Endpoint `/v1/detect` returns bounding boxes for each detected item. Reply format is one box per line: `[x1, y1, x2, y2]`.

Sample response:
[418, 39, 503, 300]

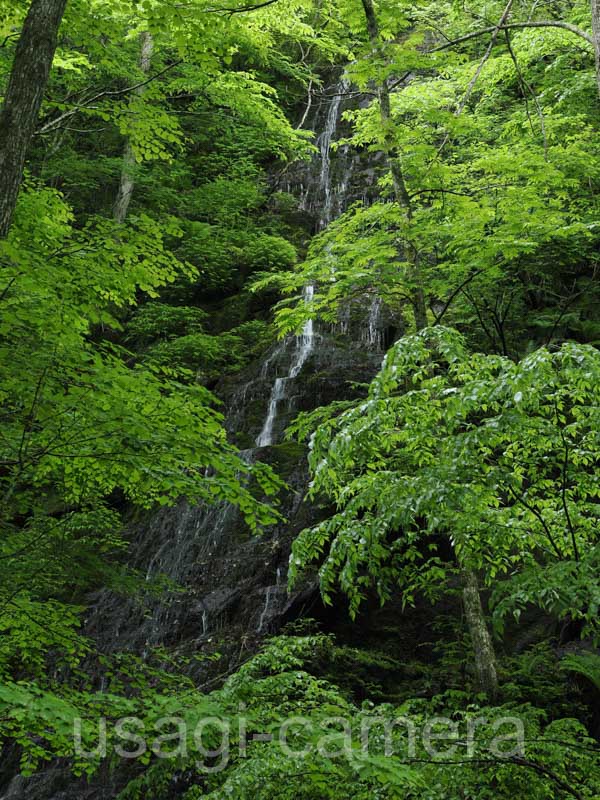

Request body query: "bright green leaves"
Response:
[115, 95, 184, 163]
[262, 0, 600, 349]
[0, 180, 282, 694]
[290, 327, 600, 636]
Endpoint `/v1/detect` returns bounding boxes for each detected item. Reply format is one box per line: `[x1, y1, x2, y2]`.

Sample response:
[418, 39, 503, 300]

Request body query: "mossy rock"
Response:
[265, 441, 307, 477]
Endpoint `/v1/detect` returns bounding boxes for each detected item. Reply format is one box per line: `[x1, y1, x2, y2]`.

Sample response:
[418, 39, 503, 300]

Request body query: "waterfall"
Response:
[366, 296, 383, 349]
[317, 78, 349, 228]
[289, 285, 315, 378]
[256, 78, 350, 448]
[257, 586, 273, 632]
[256, 564, 287, 633]
[81, 71, 384, 677]
[255, 377, 287, 447]
[255, 285, 316, 447]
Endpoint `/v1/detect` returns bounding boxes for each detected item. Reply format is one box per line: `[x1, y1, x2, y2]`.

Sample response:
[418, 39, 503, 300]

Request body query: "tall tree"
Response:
[290, 329, 503, 697]
[0, 0, 68, 238]
[359, 0, 427, 331]
[113, 30, 154, 223]
[592, 0, 600, 97]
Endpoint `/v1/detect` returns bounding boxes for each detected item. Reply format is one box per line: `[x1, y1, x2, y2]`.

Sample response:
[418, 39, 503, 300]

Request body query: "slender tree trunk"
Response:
[0, 0, 68, 238]
[461, 567, 498, 698]
[360, 0, 428, 331]
[591, 0, 600, 98]
[113, 31, 153, 223]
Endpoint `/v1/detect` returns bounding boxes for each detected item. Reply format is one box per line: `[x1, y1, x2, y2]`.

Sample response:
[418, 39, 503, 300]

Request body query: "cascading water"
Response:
[366, 296, 384, 349]
[84, 74, 386, 663]
[255, 285, 316, 447]
[0, 70, 398, 800]
[255, 79, 351, 448]
[316, 78, 349, 228]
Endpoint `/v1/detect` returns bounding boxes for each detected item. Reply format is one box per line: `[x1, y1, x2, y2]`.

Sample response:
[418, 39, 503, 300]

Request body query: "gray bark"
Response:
[0, 0, 68, 238]
[462, 568, 498, 698]
[591, 0, 600, 97]
[113, 31, 154, 223]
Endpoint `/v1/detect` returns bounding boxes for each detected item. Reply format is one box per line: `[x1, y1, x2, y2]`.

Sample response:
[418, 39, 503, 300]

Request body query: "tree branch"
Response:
[554, 400, 579, 561]
[432, 268, 486, 324]
[507, 484, 565, 560]
[431, 20, 594, 50]
[503, 29, 547, 158]
[206, 0, 280, 14]
[36, 59, 183, 135]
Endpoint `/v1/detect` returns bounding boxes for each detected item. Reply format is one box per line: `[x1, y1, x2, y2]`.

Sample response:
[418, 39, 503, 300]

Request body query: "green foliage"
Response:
[5, 632, 595, 800]
[265, 0, 600, 349]
[0, 183, 282, 707]
[2, 0, 600, 795]
[561, 652, 600, 693]
[290, 327, 600, 638]
[126, 303, 208, 346]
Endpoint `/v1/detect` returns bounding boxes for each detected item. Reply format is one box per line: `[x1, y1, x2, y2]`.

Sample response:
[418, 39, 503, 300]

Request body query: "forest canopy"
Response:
[0, 0, 600, 798]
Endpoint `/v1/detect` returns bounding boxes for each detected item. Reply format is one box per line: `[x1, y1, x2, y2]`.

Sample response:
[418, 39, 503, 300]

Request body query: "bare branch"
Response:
[457, 0, 515, 115]
[432, 268, 486, 324]
[431, 20, 594, 50]
[503, 29, 547, 158]
[296, 78, 313, 129]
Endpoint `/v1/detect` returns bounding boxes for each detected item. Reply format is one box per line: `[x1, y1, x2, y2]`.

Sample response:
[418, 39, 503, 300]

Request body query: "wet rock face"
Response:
[86, 323, 384, 670]
[1, 73, 396, 800]
[276, 77, 385, 231]
[81, 74, 395, 679]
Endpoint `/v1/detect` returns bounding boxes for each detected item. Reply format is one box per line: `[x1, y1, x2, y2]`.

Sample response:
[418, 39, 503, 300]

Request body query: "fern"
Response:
[560, 652, 600, 691]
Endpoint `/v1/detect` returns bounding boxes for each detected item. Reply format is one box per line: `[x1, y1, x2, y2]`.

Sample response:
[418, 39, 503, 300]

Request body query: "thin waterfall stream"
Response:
[255, 285, 315, 447]
[256, 78, 349, 448]
[79, 73, 386, 666]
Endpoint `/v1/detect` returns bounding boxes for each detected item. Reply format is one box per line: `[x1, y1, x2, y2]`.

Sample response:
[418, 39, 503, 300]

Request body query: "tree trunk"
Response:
[0, 0, 68, 238]
[113, 31, 154, 223]
[591, 0, 600, 98]
[461, 567, 498, 698]
[360, 0, 428, 331]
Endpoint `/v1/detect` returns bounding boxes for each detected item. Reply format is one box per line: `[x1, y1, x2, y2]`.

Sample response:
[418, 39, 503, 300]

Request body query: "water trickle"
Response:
[256, 78, 350, 447]
[317, 78, 349, 228]
[256, 377, 287, 447]
[256, 289, 316, 448]
[257, 586, 273, 632]
[289, 284, 315, 379]
[366, 296, 383, 349]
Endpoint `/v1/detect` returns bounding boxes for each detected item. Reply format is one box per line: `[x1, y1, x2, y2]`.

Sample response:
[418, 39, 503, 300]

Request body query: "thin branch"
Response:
[0, 274, 19, 302]
[511, 756, 584, 800]
[0, 32, 20, 47]
[503, 29, 547, 158]
[463, 288, 499, 351]
[457, 0, 515, 115]
[409, 187, 473, 199]
[206, 0, 280, 13]
[36, 59, 183, 135]
[296, 78, 313, 129]
[431, 20, 594, 50]
[554, 401, 579, 561]
[507, 484, 565, 560]
[561, 440, 579, 560]
[433, 0, 514, 160]
[284, 756, 585, 800]
[545, 289, 584, 345]
[433, 268, 486, 324]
